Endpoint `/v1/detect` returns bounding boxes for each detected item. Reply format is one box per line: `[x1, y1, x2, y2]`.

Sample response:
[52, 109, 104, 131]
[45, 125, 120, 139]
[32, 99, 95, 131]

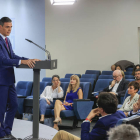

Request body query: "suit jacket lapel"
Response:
[0, 36, 11, 56]
[116, 79, 124, 92]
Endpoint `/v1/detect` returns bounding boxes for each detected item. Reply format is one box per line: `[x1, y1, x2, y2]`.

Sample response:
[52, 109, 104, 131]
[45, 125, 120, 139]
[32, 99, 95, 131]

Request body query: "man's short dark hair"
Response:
[128, 81, 139, 91]
[52, 75, 60, 81]
[97, 92, 118, 114]
[135, 68, 140, 73]
[0, 17, 12, 26]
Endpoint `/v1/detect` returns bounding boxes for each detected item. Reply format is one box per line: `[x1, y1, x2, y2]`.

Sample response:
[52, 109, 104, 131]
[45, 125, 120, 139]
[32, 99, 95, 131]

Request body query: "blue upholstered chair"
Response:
[65, 74, 81, 78]
[98, 75, 113, 79]
[85, 70, 101, 76]
[124, 71, 133, 75]
[80, 78, 95, 91]
[125, 67, 134, 72]
[93, 79, 113, 97]
[101, 71, 113, 75]
[50, 82, 94, 128]
[16, 81, 33, 115]
[125, 79, 135, 82]
[81, 74, 97, 80]
[42, 77, 52, 82]
[26, 82, 49, 99]
[60, 78, 70, 82]
[125, 75, 135, 79]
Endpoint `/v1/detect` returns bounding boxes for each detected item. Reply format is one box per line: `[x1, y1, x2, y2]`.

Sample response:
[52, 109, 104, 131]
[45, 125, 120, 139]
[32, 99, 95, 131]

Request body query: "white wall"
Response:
[0, 0, 46, 83]
[45, 0, 140, 78]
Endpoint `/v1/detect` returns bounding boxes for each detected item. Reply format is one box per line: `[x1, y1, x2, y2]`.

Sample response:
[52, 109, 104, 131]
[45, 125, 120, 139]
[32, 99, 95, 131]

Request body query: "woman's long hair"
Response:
[67, 75, 80, 93]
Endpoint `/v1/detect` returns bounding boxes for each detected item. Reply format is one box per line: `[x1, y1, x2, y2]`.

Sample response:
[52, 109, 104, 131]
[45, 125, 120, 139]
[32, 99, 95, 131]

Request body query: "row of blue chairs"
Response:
[17, 81, 94, 128]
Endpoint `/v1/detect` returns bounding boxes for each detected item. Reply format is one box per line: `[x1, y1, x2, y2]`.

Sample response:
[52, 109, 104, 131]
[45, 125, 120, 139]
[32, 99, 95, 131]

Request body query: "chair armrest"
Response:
[17, 96, 27, 98]
[53, 98, 64, 100]
[73, 100, 94, 120]
[24, 98, 33, 107]
[73, 99, 90, 101]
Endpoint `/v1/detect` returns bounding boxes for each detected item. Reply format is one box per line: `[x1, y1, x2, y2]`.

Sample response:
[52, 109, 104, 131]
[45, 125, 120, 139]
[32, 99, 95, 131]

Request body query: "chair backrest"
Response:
[42, 77, 52, 82]
[60, 82, 69, 97]
[81, 74, 97, 80]
[98, 75, 113, 79]
[125, 75, 135, 79]
[124, 71, 133, 75]
[101, 71, 113, 75]
[80, 78, 95, 91]
[126, 67, 134, 72]
[80, 82, 90, 99]
[85, 70, 101, 75]
[94, 79, 112, 92]
[65, 74, 81, 78]
[125, 79, 135, 82]
[16, 81, 33, 96]
[31, 82, 49, 95]
[60, 78, 70, 82]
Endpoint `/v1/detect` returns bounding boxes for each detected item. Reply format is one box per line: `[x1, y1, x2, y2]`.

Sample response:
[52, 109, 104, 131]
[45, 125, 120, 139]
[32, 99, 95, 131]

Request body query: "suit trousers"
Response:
[52, 130, 80, 140]
[0, 84, 18, 137]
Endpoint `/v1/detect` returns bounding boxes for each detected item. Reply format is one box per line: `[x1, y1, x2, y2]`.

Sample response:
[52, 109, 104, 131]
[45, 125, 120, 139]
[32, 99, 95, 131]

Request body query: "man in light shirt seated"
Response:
[103, 70, 129, 99]
[125, 96, 140, 117]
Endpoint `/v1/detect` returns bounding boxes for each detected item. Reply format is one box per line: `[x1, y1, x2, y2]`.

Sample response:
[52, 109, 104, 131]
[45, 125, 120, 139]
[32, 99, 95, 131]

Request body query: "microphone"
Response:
[25, 38, 51, 60]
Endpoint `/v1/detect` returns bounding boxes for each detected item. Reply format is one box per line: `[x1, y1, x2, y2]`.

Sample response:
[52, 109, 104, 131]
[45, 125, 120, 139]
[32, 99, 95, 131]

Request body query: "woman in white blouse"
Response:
[39, 75, 64, 123]
[119, 81, 139, 112]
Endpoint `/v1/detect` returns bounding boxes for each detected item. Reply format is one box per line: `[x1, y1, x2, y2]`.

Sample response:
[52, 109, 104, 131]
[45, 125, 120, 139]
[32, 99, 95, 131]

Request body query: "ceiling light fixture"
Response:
[50, 0, 76, 5]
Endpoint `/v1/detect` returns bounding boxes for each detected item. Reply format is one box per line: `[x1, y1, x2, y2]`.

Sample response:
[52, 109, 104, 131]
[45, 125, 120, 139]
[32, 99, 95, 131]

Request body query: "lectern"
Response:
[17, 60, 57, 140]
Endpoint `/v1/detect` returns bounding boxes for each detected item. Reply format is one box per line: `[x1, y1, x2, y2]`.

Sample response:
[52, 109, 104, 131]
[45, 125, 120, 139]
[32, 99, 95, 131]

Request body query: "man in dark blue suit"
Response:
[0, 17, 40, 139]
[52, 92, 126, 140]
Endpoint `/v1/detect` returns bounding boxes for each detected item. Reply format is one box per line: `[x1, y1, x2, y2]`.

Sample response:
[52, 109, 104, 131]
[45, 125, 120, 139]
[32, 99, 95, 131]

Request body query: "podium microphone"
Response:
[25, 38, 51, 60]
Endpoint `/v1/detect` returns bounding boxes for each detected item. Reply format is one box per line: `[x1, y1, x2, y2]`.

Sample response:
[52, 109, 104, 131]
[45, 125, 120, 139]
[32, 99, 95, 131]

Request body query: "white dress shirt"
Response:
[109, 79, 122, 95]
[0, 33, 21, 65]
[40, 86, 64, 102]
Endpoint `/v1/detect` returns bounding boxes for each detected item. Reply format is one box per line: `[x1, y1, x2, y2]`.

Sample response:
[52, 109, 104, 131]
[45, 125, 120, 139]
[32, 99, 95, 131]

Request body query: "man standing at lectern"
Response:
[0, 17, 40, 139]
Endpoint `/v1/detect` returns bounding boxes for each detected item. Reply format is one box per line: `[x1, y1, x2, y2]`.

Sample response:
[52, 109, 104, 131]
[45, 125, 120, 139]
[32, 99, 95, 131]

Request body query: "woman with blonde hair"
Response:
[53, 75, 83, 130]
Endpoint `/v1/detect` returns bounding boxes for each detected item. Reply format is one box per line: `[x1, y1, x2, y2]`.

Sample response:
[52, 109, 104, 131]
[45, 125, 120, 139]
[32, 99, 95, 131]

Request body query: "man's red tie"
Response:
[5, 37, 9, 50]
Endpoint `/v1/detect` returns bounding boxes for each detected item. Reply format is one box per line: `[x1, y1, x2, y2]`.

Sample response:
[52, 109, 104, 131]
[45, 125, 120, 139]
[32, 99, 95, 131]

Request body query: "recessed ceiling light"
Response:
[50, 0, 76, 5]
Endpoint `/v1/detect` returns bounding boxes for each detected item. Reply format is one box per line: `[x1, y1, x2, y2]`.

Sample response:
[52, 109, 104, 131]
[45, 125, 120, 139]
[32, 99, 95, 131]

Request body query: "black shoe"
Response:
[40, 121, 44, 124]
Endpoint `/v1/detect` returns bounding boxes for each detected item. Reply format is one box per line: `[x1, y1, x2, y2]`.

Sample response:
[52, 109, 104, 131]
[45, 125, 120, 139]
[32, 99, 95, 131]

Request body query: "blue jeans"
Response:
[39, 98, 53, 115]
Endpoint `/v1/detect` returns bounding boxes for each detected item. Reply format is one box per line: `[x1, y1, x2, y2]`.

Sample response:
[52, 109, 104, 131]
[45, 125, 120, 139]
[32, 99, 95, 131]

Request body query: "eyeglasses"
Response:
[135, 73, 140, 75]
[112, 75, 120, 78]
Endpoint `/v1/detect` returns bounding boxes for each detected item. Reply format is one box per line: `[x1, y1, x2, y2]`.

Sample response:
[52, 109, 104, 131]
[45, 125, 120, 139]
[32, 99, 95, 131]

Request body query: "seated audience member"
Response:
[53, 75, 83, 130]
[103, 70, 129, 98]
[115, 65, 123, 71]
[125, 96, 140, 117]
[132, 64, 140, 76]
[108, 124, 139, 140]
[52, 92, 126, 140]
[135, 68, 140, 86]
[119, 81, 139, 112]
[111, 60, 134, 71]
[39, 75, 64, 123]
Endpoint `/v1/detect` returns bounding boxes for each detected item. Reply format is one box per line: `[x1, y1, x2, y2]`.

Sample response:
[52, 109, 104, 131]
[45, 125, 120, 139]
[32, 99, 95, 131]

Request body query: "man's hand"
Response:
[32, 59, 41, 61]
[124, 112, 128, 117]
[21, 59, 40, 68]
[87, 108, 100, 120]
[133, 102, 139, 113]
[46, 99, 51, 105]
[109, 92, 116, 95]
[111, 80, 116, 88]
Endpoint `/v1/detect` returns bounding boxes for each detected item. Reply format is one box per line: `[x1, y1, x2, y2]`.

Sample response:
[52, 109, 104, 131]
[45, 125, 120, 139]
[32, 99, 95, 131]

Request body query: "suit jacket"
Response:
[0, 35, 28, 85]
[103, 79, 129, 97]
[81, 110, 126, 140]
